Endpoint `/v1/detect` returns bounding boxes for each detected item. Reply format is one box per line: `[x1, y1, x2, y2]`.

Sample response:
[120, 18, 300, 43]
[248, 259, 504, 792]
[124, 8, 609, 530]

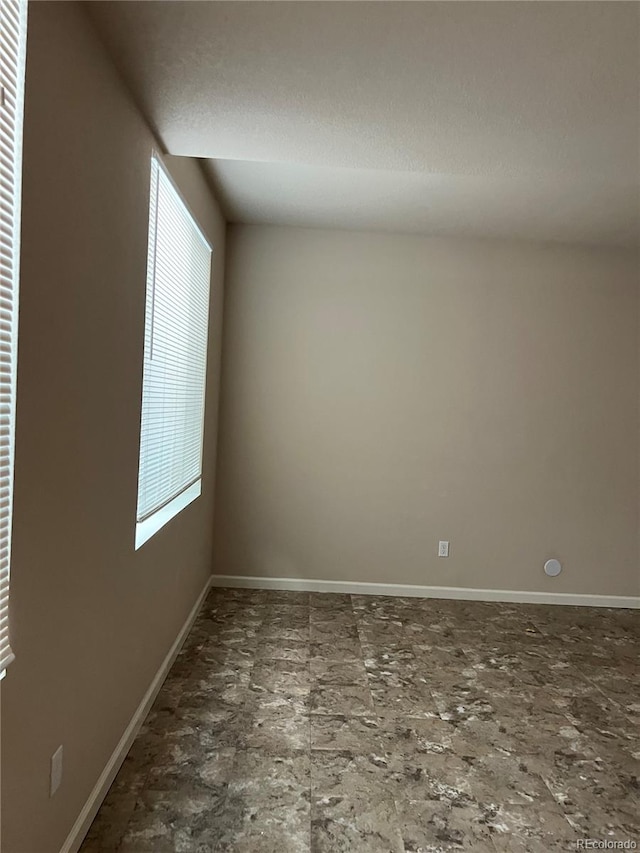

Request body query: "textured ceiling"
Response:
[88, 1, 640, 247]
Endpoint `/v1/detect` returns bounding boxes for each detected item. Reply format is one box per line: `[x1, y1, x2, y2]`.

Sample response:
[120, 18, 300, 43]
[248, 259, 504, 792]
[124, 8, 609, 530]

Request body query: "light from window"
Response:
[0, 0, 27, 678]
[135, 155, 212, 548]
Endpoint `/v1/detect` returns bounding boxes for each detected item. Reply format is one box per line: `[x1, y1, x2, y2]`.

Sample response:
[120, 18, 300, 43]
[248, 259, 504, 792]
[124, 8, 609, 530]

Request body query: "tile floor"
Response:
[81, 588, 639, 852]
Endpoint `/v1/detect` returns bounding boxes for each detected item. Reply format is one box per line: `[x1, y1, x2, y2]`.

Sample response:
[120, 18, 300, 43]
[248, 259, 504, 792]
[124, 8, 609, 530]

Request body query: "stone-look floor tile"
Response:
[492, 708, 599, 762]
[227, 801, 311, 852]
[384, 752, 476, 806]
[201, 611, 264, 631]
[531, 752, 640, 816]
[310, 658, 368, 686]
[411, 626, 464, 650]
[311, 749, 390, 800]
[572, 652, 638, 680]
[210, 634, 260, 654]
[256, 639, 310, 663]
[446, 717, 525, 760]
[309, 592, 352, 609]
[178, 680, 250, 712]
[364, 646, 421, 669]
[310, 714, 383, 752]
[410, 643, 470, 673]
[465, 754, 559, 808]
[356, 606, 406, 624]
[395, 798, 499, 852]
[310, 607, 356, 625]
[430, 681, 501, 723]
[560, 691, 634, 734]
[145, 744, 237, 791]
[261, 609, 310, 630]
[264, 602, 310, 618]
[371, 683, 439, 718]
[582, 672, 640, 724]
[310, 621, 359, 641]
[311, 793, 404, 853]
[456, 629, 547, 654]
[310, 637, 363, 661]
[351, 593, 408, 612]
[467, 669, 551, 702]
[310, 684, 374, 716]
[353, 605, 405, 625]
[242, 708, 310, 752]
[81, 792, 137, 851]
[198, 609, 264, 629]
[228, 750, 311, 808]
[122, 726, 181, 773]
[121, 784, 231, 852]
[250, 660, 310, 695]
[467, 653, 585, 695]
[491, 688, 583, 725]
[206, 586, 267, 603]
[259, 626, 310, 643]
[568, 709, 639, 762]
[182, 656, 254, 684]
[534, 670, 608, 700]
[81, 589, 640, 853]
[175, 705, 250, 747]
[118, 833, 175, 852]
[107, 751, 151, 796]
[358, 623, 407, 645]
[487, 805, 579, 852]
[198, 644, 256, 670]
[461, 641, 553, 668]
[399, 617, 444, 638]
[365, 661, 430, 691]
[377, 714, 458, 757]
[561, 798, 640, 839]
[362, 642, 417, 663]
[261, 590, 311, 606]
[199, 604, 265, 623]
[151, 678, 185, 712]
[543, 609, 635, 637]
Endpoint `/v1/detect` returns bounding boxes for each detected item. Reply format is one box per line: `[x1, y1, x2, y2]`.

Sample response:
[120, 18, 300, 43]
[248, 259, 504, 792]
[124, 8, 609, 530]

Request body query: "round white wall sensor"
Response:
[544, 558, 562, 577]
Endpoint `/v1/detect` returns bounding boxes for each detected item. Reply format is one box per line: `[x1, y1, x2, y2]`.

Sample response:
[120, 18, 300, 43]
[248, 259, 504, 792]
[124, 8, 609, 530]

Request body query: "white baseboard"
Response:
[60, 575, 212, 853]
[210, 574, 640, 609]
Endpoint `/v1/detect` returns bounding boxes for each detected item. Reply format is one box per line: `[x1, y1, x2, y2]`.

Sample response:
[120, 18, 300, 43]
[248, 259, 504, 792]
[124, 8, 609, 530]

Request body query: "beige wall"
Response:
[213, 225, 639, 598]
[1, 4, 225, 852]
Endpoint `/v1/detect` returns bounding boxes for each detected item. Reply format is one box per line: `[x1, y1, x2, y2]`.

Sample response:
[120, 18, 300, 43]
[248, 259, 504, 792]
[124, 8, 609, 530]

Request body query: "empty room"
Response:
[0, 1, 638, 851]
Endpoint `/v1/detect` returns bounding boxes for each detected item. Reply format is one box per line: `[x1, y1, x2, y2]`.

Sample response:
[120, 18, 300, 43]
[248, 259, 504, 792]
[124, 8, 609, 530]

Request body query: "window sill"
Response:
[135, 480, 202, 549]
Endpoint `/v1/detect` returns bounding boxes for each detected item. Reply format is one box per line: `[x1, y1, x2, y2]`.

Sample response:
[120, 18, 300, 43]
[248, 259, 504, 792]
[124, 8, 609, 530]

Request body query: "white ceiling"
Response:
[88, 1, 640, 247]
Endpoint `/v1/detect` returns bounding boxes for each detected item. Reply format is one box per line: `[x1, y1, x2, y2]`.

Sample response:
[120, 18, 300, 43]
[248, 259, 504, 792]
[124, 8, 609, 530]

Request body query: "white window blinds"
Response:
[136, 156, 212, 536]
[0, 0, 27, 677]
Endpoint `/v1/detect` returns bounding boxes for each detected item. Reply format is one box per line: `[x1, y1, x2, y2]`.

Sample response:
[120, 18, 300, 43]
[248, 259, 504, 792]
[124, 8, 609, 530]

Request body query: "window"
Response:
[0, 0, 27, 678]
[135, 155, 212, 549]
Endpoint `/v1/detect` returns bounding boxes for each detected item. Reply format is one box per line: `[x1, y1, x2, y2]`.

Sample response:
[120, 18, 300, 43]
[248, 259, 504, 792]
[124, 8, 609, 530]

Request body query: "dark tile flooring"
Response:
[81, 588, 639, 852]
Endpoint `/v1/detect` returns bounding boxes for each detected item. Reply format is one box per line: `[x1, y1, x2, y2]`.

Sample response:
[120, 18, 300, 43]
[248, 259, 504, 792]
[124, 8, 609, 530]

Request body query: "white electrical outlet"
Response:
[438, 540, 449, 557]
[50, 745, 63, 797]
